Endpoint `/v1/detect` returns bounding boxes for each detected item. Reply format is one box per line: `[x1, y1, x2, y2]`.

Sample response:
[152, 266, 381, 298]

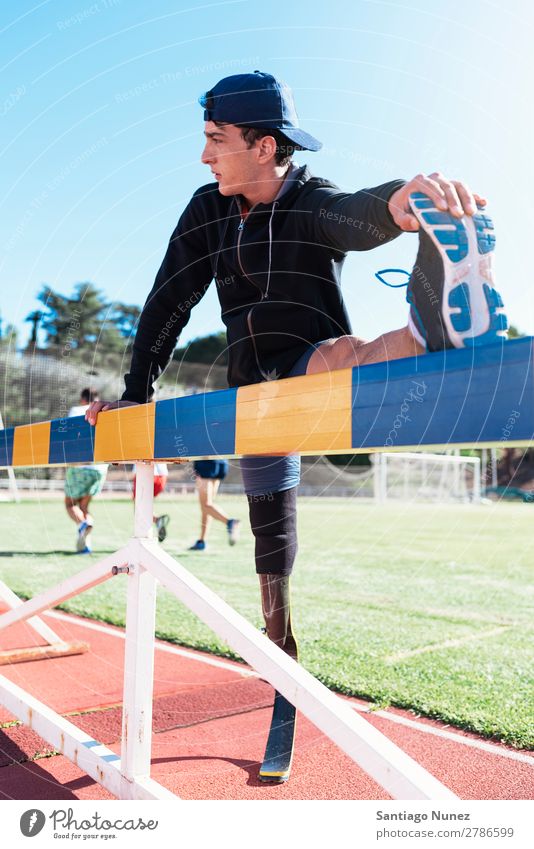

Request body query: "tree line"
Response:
[0, 281, 229, 365]
[0, 280, 524, 366]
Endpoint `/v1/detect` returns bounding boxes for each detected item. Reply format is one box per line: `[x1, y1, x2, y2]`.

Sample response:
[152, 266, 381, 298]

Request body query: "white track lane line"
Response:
[385, 626, 512, 663]
[44, 609, 256, 676]
[45, 610, 534, 766]
[350, 703, 534, 767]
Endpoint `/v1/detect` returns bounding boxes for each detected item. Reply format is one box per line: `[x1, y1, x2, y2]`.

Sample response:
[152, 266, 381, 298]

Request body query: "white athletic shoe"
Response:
[406, 192, 507, 351]
[76, 521, 92, 553]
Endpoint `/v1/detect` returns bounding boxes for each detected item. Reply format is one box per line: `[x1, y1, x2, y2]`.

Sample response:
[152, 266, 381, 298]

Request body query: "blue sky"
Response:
[2, 0, 532, 350]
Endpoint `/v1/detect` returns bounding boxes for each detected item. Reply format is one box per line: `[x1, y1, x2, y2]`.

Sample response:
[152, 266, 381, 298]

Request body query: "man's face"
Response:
[201, 121, 259, 196]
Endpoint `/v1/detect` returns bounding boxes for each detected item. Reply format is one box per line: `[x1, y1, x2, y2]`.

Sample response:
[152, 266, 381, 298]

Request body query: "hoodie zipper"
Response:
[247, 306, 270, 381]
[237, 199, 279, 381]
[236, 203, 266, 299]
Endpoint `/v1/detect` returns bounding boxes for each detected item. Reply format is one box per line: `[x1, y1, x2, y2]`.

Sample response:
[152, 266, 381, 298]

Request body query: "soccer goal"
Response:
[373, 452, 482, 504]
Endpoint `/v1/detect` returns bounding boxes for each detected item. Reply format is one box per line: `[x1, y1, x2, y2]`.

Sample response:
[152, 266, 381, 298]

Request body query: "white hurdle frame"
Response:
[0, 463, 457, 800]
[0, 412, 19, 504]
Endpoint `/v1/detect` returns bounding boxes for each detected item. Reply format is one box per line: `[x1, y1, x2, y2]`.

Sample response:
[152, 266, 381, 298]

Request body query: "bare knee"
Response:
[308, 336, 366, 373]
[332, 336, 361, 368]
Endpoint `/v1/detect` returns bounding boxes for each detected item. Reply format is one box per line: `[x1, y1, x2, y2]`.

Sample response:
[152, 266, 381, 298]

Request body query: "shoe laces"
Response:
[375, 268, 410, 288]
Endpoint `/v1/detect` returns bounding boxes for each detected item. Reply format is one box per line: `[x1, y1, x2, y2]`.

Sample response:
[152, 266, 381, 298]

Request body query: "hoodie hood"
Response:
[233, 163, 312, 216]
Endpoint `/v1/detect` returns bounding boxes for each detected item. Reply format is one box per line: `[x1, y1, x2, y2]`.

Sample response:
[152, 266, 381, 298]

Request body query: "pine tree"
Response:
[37, 282, 140, 356]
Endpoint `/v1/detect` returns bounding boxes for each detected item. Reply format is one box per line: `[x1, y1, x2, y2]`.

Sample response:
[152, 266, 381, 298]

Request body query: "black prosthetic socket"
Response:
[259, 574, 298, 661]
[247, 486, 298, 576]
[253, 492, 299, 782]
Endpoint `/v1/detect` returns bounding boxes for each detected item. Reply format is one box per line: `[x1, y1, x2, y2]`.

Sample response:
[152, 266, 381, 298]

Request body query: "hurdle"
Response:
[0, 581, 88, 666]
[0, 412, 19, 504]
[0, 405, 88, 666]
[1, 339, 532, 800]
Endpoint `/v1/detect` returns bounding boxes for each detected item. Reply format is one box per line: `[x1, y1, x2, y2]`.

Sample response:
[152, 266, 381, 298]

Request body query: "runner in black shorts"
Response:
[190, 460, 240, 550]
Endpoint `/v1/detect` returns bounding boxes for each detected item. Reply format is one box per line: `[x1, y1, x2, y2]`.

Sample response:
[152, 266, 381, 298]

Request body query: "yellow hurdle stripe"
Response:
[259, 770, 289, 777]
[235, 369, 352, 455]
[94, 404, 155, 462]
[12, 421, 51, 467]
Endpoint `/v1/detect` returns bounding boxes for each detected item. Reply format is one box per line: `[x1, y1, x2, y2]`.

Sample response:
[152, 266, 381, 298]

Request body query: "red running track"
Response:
[0, 606, 532, 800]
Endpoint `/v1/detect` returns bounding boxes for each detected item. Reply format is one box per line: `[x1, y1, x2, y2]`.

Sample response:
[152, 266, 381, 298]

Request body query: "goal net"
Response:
[372, 452, 481, 504]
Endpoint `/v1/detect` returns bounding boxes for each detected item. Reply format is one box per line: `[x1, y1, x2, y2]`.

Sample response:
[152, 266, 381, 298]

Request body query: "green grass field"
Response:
[1, 495, 533, 749]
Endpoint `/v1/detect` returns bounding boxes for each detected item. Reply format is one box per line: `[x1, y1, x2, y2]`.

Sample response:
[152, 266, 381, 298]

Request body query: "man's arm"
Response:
[308, 172, 486, 252]
[122, 190, 214, 403]
[308, 179, 406, 253]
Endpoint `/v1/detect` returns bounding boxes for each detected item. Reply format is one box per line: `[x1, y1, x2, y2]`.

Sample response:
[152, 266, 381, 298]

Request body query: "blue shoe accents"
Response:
[448, 283, 472, 332]
[464, 284, 509, 347]
[189, 539, 206, 551]
[76, 520, 92, 553]
[227, 518, 241, 546]
[375, 268, 410, 288]
[406, 193, 508, 351]
[409, 195, 469, 263]
[449, 282, 509, 340]
[473, 212, 496, 254]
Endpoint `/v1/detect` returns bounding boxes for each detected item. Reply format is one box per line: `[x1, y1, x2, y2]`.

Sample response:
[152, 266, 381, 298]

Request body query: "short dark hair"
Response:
[80, 388, 99, 403]
[214, 121, 300, 166]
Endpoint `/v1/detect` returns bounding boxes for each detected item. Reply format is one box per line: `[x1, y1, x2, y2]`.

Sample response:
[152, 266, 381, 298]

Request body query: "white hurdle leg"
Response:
[0, 579, 67, 646]
[120, 463, 159, 795]
[0, 673, 175, 800]
[0, 547, 131, 632]
[137, 539, 457, 801]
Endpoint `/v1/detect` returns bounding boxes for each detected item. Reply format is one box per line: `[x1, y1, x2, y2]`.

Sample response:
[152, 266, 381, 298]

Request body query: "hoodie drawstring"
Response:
[264, 200, 278, 300]
[216, 197, 278, 299]
[212, 201, 233, 282]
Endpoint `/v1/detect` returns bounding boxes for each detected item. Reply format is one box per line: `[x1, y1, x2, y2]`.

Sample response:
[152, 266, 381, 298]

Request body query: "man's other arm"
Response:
[122, 191, 214, 403]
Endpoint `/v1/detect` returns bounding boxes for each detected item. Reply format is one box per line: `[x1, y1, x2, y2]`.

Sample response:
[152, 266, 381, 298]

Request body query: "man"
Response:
[86, 70, 506, 774]
[65, 389, 108, 553]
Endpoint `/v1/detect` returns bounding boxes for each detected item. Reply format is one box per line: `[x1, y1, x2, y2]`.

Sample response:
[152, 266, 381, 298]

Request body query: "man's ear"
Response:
[257, 134, 278, 164]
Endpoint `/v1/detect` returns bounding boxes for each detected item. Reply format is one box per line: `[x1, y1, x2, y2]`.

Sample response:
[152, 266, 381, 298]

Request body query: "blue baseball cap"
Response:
[199, 70, 322, 152]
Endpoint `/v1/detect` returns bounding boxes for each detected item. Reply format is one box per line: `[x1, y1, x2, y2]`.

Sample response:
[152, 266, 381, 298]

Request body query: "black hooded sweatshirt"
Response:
[122, 165, 405, 402]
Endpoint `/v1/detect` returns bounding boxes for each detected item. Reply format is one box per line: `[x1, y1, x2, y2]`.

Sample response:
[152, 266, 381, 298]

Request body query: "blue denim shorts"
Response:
[239, 341, 330, 496]
[193, 460, 229, 480]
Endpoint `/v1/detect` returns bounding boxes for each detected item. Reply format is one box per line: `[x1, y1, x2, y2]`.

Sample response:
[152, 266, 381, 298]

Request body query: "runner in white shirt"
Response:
[64, 389, 108, 554]
[132, 462, 170, 542]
